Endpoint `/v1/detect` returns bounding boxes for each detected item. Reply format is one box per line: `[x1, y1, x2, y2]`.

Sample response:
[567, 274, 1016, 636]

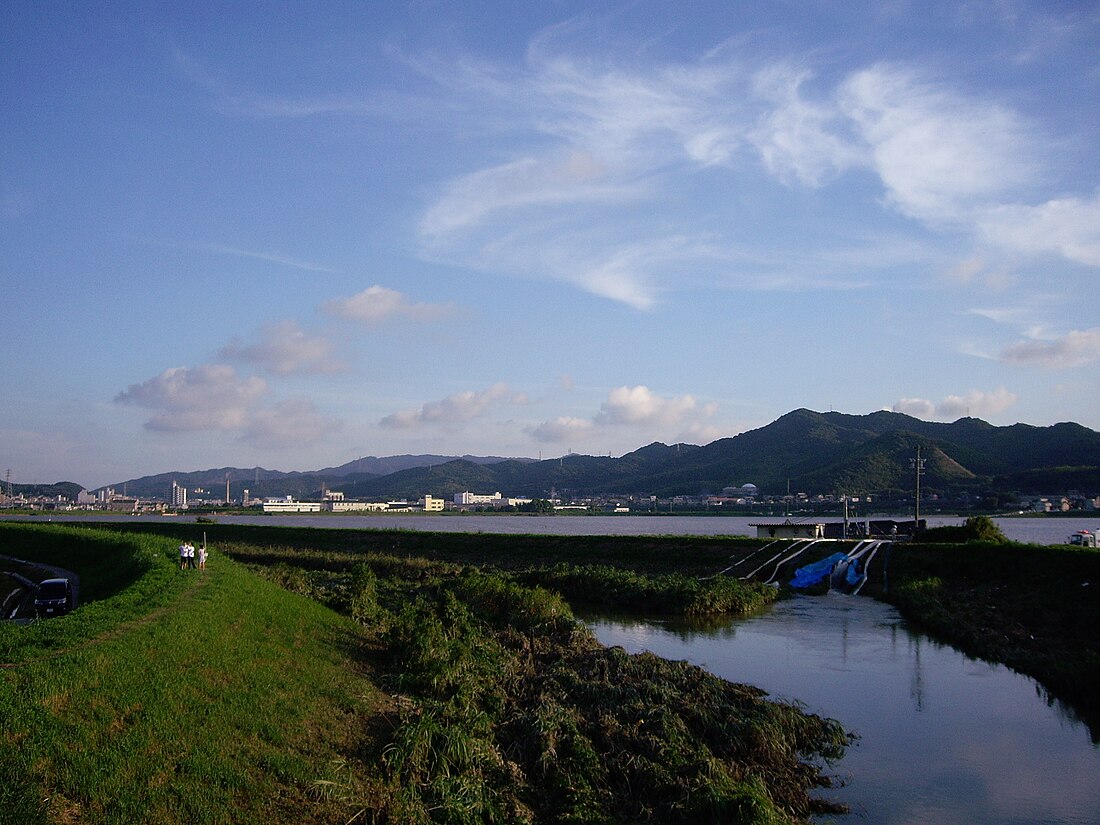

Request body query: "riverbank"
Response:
[1, 522, 850, 824]
[864, 541, 1100, 735]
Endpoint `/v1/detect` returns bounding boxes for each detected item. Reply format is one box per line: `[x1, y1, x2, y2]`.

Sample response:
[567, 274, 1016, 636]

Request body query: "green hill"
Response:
[337, 410, 1100, 500]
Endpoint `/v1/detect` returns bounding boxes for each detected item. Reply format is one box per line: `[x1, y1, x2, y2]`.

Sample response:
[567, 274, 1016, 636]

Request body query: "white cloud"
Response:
[529, 416, 595, 442]
[892, 398, 937, 418]
[220, 320, 340, 375]
[420, 151, 632, 237]
[750, 64, 863, 187]
[893, 387, 1018, 420]
[978, 191, 1100, 268]
[243, 398, 343, 449]
[379, 383, 524, 429]
[324, 285, 453, 326]
[838, 63, 1035, 223]
[1000, 328, 1100, 369]
[596, 385, 698, 427]
[114, 365, 267, 432]
[531, 385, 714, 444]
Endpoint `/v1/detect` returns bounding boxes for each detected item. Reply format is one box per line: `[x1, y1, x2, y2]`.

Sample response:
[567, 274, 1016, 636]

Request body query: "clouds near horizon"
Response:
[893, 387, 1018, 421]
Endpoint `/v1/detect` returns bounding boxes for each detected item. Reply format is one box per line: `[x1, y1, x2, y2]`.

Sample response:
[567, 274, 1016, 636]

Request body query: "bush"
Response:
[920, 515, 1008, 544]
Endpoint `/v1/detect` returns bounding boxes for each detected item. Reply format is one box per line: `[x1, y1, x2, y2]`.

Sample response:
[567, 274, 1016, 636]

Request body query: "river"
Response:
[10, 513, 1099, 546]
[586, 594, 1100, 824]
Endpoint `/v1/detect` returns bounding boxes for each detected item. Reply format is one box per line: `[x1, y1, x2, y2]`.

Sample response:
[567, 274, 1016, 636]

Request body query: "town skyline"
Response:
[3, 2, 1099, 489]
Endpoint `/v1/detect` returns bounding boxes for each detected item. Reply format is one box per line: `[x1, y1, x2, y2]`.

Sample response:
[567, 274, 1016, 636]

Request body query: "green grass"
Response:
[2, 522, 853, 824]
[0, 524, 377, 825]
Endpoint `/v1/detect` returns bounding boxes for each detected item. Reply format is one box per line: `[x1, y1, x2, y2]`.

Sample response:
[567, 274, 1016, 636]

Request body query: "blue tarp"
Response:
[790, 552, 849, 589]
[846, 559, 864, 586]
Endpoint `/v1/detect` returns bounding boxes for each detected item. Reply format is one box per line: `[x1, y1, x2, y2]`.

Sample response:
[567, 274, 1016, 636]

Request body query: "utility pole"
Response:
[910, 446, 926, 528]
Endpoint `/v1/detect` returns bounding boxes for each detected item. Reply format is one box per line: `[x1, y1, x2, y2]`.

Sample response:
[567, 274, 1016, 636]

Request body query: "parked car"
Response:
[34, 578, 72, 618]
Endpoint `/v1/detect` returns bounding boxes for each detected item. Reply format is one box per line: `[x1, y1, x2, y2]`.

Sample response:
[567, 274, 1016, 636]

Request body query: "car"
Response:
[34, 577, 72, 618]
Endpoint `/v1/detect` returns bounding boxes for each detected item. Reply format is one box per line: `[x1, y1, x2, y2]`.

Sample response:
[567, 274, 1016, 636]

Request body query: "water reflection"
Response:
[584, 594, 1100, 825]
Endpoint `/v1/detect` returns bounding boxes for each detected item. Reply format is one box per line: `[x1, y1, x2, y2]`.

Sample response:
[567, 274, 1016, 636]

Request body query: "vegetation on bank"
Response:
[1, 523, 851, 824]
[918, 515, 1008, 544]
[871, 539, 1100, 732]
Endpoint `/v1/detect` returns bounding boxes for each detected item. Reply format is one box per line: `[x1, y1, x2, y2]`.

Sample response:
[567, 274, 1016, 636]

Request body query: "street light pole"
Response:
[910, 446, 925, 529]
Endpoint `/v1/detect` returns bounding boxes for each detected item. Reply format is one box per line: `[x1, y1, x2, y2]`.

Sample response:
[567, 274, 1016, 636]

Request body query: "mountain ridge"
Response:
[77, 410, 1100, 502]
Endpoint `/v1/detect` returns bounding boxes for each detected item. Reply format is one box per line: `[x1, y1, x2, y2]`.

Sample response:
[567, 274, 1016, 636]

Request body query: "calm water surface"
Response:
[587, 594, 1100, 825]
[16, 513, 1100, 546]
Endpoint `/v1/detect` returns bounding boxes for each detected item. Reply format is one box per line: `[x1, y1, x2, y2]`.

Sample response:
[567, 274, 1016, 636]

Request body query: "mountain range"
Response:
[86, 409, 1100, 503]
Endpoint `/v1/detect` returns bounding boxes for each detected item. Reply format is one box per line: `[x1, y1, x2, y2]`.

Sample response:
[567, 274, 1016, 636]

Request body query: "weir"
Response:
[729, 538, 891, 594]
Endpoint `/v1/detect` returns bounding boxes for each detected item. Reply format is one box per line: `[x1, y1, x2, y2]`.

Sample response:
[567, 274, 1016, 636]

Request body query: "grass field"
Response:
[1, 522, 851, 824]
[1, 523, 377, 825]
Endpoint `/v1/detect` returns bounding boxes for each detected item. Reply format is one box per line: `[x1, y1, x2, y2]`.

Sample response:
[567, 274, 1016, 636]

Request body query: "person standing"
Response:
[198, 542, 207, 571]
[179, 542, 189, 570]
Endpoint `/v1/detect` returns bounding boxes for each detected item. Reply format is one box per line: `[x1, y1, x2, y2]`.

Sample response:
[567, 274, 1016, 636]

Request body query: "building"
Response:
[171, 481, 188, 508]
[454, 491, 503, 506]
[263, 497, 322, 513]
[326, 500, 390, 512]
[419, 495, 445, 512]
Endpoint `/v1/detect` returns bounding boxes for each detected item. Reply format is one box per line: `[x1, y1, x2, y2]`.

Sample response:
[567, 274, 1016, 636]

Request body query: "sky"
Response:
[2, 1, 1099, 489]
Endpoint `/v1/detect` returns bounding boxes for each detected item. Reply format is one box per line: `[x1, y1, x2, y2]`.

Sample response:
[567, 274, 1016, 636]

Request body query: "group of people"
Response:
[178, 541, 207, 571]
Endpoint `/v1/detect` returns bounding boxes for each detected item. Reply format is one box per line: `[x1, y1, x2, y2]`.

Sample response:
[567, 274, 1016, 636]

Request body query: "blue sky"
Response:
[3, 1, 1099, 488]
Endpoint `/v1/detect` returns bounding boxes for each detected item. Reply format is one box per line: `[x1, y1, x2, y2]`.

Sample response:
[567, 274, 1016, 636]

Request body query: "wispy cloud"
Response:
[172, 46, 384, 119]
[415, 34, 1095, 309]
[220, 320, 341, 376]
[201, 243, 338, 273]
[999, 328, 1100, 369]
[324, 285, 454, 326]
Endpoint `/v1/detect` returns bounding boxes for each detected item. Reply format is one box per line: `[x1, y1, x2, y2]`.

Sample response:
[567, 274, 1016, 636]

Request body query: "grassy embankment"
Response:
[1, 522, 850, 824]
[1, 523, 378, 825]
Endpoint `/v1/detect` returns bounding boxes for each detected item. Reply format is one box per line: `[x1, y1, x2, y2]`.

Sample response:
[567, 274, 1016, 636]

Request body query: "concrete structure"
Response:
[750, 521, 825, 539]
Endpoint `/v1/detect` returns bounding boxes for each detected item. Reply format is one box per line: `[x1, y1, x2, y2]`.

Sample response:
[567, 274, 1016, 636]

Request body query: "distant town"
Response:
[3, 478, 1098, 517]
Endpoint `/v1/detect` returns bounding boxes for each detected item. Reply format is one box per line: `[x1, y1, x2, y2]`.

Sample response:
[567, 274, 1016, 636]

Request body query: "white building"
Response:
[326, 500, 389, 512]
[454, 491, 503, 506]
[171, 481, 188, 508]
[263, 496, 322, 513]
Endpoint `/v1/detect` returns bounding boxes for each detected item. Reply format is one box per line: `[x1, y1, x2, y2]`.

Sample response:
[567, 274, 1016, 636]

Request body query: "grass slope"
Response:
[0, 524, 375, 825]
[1, 523, 853, 825]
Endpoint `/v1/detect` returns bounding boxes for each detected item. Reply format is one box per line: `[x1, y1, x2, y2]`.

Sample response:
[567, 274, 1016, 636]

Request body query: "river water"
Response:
[12, 513, 1100, 546]
[586, 595, 1100, 824]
